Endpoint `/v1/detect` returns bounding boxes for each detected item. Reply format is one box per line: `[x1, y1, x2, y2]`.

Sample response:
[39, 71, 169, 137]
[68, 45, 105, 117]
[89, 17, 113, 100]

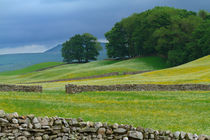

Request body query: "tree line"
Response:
[62, 7, 210, 66]
[105, 7, 210, 66]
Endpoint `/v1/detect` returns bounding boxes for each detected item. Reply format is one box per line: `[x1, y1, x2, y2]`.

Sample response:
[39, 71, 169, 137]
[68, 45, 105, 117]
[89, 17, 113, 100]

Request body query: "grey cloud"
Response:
[0, 0, 210, 52]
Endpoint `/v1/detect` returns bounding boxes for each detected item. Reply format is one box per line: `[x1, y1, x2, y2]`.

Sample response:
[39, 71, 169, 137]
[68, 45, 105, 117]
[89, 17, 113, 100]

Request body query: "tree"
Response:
[187, 20, 210, 61]
[82, 33, 100, 62]
[62, 33, 101, 63]
[62, 34, 84, 63]
[105, 23, 128, 58]
[198, 10, 208, 20]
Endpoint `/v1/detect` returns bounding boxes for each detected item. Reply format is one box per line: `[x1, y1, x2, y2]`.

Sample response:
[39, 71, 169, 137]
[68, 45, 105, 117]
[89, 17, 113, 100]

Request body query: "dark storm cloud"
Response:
[0, 0, 210, 54]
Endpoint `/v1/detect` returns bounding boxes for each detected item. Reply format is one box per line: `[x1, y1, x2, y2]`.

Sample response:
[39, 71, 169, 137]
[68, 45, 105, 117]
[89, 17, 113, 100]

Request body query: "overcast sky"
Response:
[0, 0, 210, 54]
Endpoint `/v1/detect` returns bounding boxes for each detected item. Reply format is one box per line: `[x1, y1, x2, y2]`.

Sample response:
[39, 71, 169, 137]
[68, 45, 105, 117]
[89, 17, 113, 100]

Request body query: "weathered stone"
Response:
[40, 118, 49, 126]
[136, 126, 144, 132]
[198, 135, 208, 140]
[33, 117, 39, 124]
[20, 124, 27, 129]
[186, 133, 193, 140]
[128, 131, 143, 140]
[94, 122, 103, 128]
[34, 123, 41, 129]
[97, 134, 103, 139]
[106, 128, 113, 135]
[35, 136, 42, 140]
[0, 118, 9, 123]
[43, 134, 49, 140]
[114, 128, 127, 134]
[180, 131, 186, 139]
[8, 136, 15, 139]
[27, 114, 35, 120]
[70, 119, 78, 126]
[0, 110, 5, 118]
[12, 118, 18, 124]
[62, 119, 69, 127]
[55, 119, 62, 125]
[50, 135, 58, 139]
[150, 133, 155, 139]
[22, 131, 31, 137]
[112, 123, 119, 129]
[18, 119, 27, 124]
[87, 121, 94, 127]
[98, 128, 106, 135]
[174, 131, 181, 139]
[62, 136, 68, 140]
[17, 136, 27, 140]
[123, 137, 129, 140]
[62, 127, 70, 133]
[160, 136, 170, 140]
[28, 123, 33, 129]
[53, 125, 62, 130]
[81, 127, 98, 133]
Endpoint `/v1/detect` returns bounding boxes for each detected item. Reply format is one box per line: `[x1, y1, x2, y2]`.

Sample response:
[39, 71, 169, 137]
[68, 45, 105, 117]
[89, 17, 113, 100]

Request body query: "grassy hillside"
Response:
[0, 62, 64, 75]
[0, 90, 209, 135]
[31, 55, 210, 91]
[69, 55, 210, 85]
[0, 56, 168, 84]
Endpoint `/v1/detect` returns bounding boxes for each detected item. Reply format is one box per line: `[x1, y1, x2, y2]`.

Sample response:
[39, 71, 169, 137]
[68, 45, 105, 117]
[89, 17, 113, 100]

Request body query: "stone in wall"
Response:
[0, 110, 209, 140]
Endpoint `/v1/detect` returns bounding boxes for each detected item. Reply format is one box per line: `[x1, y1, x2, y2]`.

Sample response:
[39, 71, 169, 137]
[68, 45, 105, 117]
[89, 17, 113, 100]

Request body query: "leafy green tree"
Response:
[62, 33, 101, 63]
[105, 23, 128, 58]
[62, 34, 84, 63]
[82, 33, 100, 62]
[198, 10, 208, 20]
[187, 20, 210, 61]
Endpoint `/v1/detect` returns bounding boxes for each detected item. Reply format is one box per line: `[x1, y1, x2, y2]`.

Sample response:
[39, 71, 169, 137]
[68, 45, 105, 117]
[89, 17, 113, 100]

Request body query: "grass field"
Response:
[0, 56, 168, 84]
[68, 55, 210, 85]
[0, 62, 64, 76]
[0, 90, 209, 135]
[22, 55, 209, 91]
[0, 56, 209, 135]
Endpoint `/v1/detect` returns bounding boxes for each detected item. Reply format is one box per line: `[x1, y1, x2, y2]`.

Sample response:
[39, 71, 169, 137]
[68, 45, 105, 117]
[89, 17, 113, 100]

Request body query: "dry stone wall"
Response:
[65, 84, 210, 94]
[0, 84, 42, 93]
[0, 110, 209, 140]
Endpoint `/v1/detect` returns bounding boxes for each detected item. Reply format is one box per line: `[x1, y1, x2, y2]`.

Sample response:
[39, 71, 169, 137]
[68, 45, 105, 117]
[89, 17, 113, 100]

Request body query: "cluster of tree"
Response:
[62, 33, 102, 63]
[105, 7, 210, 66]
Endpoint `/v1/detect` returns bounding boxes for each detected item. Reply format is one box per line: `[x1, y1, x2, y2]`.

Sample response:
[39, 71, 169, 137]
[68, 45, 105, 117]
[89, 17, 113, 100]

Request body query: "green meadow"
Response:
[0, 56, 168, 84]
[21, 55, 209, 91]
[0, 91, 209, 135]
[0, 62, 63, 76]
[0, 55, 209, 135]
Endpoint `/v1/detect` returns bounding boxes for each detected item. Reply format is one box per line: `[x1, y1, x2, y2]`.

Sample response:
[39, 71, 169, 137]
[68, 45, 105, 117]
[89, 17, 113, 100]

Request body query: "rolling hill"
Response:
[0, 56, 168, 84]
[1, 55, 209, 91]
[70, 55, 210, 85]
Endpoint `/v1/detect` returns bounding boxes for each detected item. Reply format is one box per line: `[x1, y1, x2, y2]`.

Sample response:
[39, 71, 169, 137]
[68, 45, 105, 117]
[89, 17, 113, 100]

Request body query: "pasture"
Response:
[0, 56, 209, 135]
[0, 90, 209, 135]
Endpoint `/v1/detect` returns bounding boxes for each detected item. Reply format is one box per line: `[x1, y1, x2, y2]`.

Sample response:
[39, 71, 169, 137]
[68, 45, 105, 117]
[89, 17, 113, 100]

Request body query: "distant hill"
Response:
[0, 43, 108, 72]
[44, 44, 62, 54]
